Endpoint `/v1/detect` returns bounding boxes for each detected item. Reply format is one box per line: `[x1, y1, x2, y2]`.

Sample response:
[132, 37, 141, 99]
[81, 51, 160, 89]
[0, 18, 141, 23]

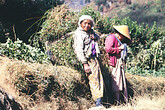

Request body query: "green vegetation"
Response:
[1, 4, 164, 77]
[0, 38, 50, 63]
[107, 0, 165, 30]
[95, 0, 107, 7]
[0, 0, 64, 43]
[0, 0, 165, 109]
[29, 5, 164, 77]
[51, 35, 84, 72]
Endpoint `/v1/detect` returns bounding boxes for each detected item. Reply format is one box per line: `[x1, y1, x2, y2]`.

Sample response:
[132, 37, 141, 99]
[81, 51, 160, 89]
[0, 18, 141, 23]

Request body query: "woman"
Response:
[105, 25, 132, 105]
[73, 15, 104, 106]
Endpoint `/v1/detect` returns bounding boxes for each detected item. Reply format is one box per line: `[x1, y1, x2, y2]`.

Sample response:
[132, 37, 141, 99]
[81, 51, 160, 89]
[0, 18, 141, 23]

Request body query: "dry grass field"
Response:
[0, 56, 164, 110]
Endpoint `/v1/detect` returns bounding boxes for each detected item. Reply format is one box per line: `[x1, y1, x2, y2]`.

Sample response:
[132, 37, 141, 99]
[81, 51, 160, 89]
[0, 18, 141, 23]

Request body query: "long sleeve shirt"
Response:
[73, 27, 100, 64]
[105, 34, 121, 67]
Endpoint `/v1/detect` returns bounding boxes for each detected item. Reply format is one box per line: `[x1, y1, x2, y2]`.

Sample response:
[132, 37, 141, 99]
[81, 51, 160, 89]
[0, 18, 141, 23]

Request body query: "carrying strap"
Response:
[112, 34, 128, 65]
[103, 34, 128, 68]
[112, 34, 123, 45]
[104, 34, 122, 45]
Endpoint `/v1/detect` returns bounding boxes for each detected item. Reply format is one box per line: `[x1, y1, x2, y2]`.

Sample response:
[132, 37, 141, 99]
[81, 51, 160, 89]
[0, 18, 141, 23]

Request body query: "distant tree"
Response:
[95, 0, 107, 6]
[0, 0, 64, 43]
[95, 0, 107, 11]
[124, 0, 131, 4]
[85, 0, 91, 4]
[99, 4, 104, 12]
[161, 0, 164, 11]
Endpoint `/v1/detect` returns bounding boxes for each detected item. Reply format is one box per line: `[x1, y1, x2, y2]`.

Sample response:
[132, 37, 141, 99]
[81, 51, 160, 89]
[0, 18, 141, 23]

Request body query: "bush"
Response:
[127, 37, 165, 75]
[51, 35, 84, 72]
[0, 38, 50, 63]
[95, 0, 107, 6]
[0, 0, 64, 43]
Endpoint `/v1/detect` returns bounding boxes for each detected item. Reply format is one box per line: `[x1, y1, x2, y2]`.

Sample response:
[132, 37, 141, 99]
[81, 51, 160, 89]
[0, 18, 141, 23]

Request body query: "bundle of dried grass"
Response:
[0, 56, 92, 109]
[1, 56, 165, 109]
[37, 4, 78, 43]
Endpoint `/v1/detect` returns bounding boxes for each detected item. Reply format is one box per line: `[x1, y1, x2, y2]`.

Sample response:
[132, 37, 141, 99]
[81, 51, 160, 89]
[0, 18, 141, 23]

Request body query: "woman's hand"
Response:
[90, 34, 96, 40]
[100, 34, 106, 38]
[119, 44, 124, 50]
[83, 63, 91, 73]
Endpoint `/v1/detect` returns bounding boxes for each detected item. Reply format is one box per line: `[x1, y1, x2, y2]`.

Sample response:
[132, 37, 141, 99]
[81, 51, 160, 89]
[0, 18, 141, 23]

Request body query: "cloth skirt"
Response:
[110, 58, 128, 102]
[87, 57, 104, 101]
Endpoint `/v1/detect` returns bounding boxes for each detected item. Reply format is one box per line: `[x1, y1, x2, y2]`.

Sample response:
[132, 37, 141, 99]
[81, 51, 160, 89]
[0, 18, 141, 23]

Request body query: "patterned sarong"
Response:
[87, 57, 104, 101]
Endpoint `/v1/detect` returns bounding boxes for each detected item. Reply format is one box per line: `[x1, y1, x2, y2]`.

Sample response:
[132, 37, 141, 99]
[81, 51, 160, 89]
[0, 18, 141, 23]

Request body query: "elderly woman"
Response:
[105, 25, 132, 105]
[73, 15, 104, 106]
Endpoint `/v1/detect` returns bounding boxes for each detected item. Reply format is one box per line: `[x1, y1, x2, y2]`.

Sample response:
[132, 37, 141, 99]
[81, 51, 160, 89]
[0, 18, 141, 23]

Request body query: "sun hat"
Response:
[113, 25, 132, 45]
[78, 15, 94, 27]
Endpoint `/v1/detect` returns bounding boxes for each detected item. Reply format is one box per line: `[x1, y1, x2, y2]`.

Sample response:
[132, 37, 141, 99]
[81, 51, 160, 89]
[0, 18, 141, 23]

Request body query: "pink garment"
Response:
[105, 34, 128, 103]
[105, 34, 120, 67]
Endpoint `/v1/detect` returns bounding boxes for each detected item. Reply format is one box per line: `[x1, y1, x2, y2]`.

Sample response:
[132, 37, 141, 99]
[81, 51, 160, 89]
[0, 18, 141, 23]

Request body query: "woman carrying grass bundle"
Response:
[105, 25, 132, 105]
[73, 15, 104, 107]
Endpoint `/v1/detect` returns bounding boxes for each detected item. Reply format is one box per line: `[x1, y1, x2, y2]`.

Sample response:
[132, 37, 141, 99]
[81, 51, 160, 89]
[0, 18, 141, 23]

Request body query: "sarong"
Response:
[110, 58, 128, 102]
[87, 57, 104, 101]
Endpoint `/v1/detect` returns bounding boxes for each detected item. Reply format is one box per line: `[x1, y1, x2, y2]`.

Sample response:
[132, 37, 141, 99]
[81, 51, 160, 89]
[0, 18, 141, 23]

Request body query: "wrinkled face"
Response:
[80, 19, 93, 32]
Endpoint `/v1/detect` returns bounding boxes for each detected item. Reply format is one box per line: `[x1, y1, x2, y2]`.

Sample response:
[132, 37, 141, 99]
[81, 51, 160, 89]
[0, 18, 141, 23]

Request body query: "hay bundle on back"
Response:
[35, 4, 78, 43]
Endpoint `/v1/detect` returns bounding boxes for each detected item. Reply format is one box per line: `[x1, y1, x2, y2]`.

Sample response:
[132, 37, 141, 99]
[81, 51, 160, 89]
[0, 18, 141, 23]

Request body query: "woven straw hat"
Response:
[113, 25, 132, 45]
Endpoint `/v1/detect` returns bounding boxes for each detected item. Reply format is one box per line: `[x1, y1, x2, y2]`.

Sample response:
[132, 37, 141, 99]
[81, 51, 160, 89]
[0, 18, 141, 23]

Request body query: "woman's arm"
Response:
[74, 34, 88, 64]
[74, 33, 91, 73]
[105, 35, 120, 55]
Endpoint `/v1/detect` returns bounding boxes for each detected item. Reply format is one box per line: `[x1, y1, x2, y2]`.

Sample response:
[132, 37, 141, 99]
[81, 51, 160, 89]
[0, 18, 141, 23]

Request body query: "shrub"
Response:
[51, 35, 84, 72]
[127, 37, 165, 75]
[95, 0, 107, 6]
[0, 0, 64, 43]
[0, 38, 50, 63]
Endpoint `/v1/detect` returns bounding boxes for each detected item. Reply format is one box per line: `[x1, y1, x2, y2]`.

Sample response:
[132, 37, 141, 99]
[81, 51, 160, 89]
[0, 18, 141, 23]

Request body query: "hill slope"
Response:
[105, 0, 165, 29]
[66, 0, 165, 30]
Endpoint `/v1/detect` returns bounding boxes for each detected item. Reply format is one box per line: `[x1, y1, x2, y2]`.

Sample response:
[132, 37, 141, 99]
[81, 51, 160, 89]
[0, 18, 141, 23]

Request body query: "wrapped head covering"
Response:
[78, 15, 94, 27]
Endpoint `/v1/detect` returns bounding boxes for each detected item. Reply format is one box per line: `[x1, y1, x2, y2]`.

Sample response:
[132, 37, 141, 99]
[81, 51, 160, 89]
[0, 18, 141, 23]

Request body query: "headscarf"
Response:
[78, 15, 94, 27]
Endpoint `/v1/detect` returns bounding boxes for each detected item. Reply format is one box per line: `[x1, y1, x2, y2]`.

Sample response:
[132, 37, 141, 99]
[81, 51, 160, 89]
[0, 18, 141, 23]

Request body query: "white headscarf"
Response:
[78, 15, 94, 27]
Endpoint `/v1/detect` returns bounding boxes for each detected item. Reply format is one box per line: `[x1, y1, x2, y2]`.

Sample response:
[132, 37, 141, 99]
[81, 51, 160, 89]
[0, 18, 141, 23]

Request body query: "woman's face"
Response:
[80, 19, 93, 32]
[118, 34, 126, 42]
